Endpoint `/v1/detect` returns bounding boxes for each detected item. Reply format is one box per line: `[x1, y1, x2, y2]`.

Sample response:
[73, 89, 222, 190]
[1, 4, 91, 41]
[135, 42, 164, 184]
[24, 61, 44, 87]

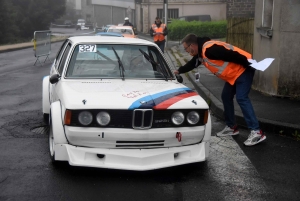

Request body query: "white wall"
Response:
[76, 0, 81, 10]
[91, 0, 135, 9]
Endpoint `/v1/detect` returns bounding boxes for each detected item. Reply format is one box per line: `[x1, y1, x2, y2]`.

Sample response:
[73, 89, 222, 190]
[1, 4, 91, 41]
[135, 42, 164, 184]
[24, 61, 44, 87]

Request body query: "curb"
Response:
[170, 46, 300, 136]
[0, 37, 68, 54]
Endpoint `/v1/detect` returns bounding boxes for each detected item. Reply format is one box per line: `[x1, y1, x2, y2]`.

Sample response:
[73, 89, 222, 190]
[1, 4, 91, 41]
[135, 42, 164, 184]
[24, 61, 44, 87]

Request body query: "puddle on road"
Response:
[1, 110, 48, 138]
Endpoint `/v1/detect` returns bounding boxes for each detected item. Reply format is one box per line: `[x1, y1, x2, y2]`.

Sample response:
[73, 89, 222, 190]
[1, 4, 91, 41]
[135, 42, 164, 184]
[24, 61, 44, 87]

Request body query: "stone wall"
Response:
[227, 0, 255, 18]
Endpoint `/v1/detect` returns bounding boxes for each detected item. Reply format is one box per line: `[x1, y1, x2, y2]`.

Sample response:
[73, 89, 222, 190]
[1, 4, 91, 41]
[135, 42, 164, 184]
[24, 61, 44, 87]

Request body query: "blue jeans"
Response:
[221, 68, 260, 130]
[155, 41, 165, 53]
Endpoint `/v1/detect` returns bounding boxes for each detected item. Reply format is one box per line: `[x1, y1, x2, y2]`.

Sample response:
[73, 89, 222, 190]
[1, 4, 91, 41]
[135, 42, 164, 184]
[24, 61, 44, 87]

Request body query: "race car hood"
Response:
[58, 80, 209, 110]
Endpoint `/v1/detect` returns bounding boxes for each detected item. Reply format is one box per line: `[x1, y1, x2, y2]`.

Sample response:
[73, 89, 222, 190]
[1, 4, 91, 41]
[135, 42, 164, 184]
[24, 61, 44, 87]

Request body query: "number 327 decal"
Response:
[79, 45, 97, 53]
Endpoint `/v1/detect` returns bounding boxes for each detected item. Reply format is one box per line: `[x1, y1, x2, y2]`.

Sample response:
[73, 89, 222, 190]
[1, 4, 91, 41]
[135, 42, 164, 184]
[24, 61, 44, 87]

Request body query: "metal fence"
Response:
[226, 18, 254, 54]
[33, 30, 51, 66]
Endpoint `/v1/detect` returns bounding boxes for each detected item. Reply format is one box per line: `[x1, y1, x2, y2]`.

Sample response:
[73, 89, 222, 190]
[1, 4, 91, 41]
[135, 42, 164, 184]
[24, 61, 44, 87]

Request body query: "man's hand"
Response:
[174, 70, 179, 75]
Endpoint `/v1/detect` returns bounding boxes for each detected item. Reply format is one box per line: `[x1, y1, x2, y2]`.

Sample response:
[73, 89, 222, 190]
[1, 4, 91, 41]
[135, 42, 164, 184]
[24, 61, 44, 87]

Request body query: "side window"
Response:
[54, 40, 68, 69]
[57, 43, 71, 75]
[149, 46, 172, 77]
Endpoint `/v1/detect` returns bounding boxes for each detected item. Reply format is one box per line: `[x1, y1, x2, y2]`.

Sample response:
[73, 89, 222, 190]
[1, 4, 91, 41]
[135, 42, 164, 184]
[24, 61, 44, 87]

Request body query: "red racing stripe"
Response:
[153, 92, 198, 109]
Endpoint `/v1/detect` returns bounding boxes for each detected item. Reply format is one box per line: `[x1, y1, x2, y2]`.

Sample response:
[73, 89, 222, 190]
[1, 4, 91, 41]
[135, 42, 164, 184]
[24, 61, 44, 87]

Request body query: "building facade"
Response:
[81, 0, 135, 27]
[252, 0, 300, 97]
[136, 0, 227, 33]
[80, 0, 255, 32]
[227, 0, 255, 18]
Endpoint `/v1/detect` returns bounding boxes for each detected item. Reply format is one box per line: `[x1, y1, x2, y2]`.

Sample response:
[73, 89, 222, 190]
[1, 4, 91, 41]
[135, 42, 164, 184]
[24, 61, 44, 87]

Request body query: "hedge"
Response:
[167, 20, 227, 41]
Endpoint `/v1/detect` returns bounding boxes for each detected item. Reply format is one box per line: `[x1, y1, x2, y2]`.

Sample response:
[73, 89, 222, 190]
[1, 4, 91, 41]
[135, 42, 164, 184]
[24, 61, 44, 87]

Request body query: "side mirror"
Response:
[176, 75, 183, 83]
[49, 74, 61, 84]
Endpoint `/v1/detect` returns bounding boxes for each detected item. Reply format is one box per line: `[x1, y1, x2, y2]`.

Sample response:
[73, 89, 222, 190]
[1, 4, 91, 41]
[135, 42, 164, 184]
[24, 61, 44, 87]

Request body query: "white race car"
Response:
[42, 36, 211, 171]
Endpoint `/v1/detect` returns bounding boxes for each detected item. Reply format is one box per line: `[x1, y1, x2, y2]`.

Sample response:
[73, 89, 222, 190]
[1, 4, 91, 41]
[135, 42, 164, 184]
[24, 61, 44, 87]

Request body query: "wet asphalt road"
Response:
[0, 29, 299, 201]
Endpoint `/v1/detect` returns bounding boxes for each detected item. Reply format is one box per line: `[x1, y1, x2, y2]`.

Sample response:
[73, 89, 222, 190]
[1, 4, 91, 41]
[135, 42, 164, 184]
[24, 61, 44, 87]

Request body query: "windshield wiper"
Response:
[112, 47, 125, 80]
[139, 49, 168, 81]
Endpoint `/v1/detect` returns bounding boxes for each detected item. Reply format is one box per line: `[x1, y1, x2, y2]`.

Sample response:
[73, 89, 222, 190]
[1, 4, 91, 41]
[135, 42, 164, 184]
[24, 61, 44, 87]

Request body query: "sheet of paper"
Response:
[248, 59, 257, 64]
[250, 58, 274, 71]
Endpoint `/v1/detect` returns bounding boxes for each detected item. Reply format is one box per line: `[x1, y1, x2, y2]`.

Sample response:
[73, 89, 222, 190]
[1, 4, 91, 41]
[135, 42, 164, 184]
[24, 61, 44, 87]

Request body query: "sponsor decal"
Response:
[122, 91, 148, 98]
[154, 119, 169, 123]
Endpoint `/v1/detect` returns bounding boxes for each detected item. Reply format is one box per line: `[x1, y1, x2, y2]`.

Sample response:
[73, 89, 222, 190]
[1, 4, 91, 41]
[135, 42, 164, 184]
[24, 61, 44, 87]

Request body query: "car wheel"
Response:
[43, 113, 49, 125]
[49, 117, 55, 163]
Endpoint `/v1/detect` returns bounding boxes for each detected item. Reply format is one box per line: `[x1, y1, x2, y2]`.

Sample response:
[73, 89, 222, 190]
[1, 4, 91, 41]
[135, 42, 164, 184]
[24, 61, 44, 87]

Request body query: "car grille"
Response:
[133, 109, 153, 129]
[70, 109, 207, 128]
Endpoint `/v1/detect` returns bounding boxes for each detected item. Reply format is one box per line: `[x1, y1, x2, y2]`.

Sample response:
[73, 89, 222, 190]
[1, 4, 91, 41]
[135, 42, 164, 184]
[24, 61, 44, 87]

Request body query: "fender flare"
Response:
[203, 112, 211, 142]
[42, 76, 50, 115]
[51, 101, 68, 144]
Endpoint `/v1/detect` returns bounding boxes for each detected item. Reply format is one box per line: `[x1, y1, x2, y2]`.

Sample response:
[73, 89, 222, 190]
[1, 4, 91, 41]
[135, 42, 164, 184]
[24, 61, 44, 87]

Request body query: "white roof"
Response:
[68, 36, 155, 46]
[109, 25, 132, 29]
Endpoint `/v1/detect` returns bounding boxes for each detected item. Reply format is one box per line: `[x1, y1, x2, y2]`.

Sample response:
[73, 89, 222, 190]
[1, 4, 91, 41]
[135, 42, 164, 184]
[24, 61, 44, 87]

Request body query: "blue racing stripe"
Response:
[128, 87, 191, 109]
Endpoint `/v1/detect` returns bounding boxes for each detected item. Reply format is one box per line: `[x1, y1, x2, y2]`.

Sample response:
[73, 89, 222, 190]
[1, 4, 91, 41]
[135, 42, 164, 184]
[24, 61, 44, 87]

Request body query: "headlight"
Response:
[187, 111, 200, 125]
[78, 111, 93, 126]
[96, 111, 111, 126]
[171, 111, 185, 125]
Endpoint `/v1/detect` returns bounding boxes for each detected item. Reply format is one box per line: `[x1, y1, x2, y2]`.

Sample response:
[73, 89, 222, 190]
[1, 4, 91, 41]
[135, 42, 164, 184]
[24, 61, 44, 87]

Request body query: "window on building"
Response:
[157, 9, 179, 20]
[86, 14, 91, 23]
[86, 0, 91, 5]
[262, 0, 273, 28]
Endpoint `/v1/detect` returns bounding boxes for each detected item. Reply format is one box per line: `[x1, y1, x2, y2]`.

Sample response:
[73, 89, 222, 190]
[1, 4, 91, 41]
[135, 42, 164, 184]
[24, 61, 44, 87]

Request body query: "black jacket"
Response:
[149, 22, 168, 42]
[177, 37, 251, 74]
[123, 21, 133, 27]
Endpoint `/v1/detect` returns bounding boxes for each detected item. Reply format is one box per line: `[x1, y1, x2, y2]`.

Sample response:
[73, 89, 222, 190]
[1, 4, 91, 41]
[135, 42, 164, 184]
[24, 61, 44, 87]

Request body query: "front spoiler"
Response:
[54, 141, 210, 171]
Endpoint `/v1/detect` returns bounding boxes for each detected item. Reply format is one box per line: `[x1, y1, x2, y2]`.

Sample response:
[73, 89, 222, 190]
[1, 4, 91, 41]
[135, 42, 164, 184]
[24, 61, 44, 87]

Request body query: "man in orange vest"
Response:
[150, 17, 168, 53]
[174, 33, 266, 146]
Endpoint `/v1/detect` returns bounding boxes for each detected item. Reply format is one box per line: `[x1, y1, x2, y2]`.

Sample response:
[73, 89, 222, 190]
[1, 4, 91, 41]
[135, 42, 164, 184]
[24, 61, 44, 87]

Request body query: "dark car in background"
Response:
[64, 20, 73, 26]
[178, 15, 211, 22]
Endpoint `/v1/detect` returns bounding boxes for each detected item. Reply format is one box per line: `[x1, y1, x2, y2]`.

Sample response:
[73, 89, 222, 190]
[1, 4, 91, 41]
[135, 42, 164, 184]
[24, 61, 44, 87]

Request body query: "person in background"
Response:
[123, 17, 133, 27]
[150, 17, 168, 53]
[174, 33, 266, 146]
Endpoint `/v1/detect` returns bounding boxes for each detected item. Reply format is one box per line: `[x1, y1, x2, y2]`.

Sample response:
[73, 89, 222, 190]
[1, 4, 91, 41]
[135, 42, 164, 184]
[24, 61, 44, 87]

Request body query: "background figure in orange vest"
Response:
[150, 17, 168, 53]
[174, 33, 266, 146]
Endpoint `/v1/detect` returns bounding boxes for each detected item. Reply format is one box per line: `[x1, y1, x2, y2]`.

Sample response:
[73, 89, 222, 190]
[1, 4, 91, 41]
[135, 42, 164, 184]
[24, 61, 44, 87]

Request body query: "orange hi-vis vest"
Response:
[201, 41, 252, 85]
[151, 23, 166, 41]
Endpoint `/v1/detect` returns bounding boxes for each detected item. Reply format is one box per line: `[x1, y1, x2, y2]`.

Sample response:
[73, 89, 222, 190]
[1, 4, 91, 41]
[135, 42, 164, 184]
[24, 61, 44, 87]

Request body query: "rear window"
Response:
[108, 28, 133, 35]
[179, 15, 211, 22]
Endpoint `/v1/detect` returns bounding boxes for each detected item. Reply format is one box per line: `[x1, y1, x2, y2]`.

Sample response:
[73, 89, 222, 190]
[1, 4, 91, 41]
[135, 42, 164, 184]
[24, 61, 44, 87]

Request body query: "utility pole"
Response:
[163, 0, 168, 48]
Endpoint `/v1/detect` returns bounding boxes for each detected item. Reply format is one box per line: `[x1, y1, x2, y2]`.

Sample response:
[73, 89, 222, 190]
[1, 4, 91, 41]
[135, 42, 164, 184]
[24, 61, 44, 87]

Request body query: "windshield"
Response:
[65, 44, 173, 80]
[78, 19, 85, 23]
[108, 28, 133, 35]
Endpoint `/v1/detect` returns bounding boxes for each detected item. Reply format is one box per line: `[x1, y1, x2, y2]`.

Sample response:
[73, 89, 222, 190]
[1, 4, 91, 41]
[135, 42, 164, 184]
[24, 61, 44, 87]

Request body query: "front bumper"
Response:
[65, 126, 206, 148]
[54, 141, 210, 171]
